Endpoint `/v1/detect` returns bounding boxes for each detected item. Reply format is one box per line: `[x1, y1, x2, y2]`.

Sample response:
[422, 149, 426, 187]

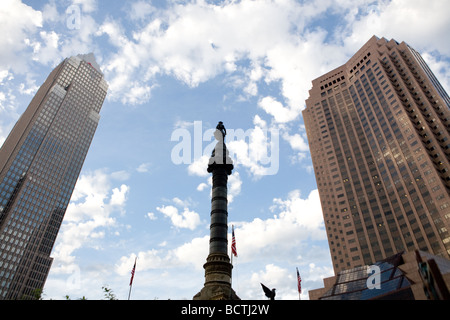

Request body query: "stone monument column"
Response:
[193, 122, 239, 300]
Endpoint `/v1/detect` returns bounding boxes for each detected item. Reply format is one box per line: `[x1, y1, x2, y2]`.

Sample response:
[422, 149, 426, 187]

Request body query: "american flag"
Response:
[231, 225, 237, 257]
[129, 258, 136, 286]
[297, 268, 302, 294]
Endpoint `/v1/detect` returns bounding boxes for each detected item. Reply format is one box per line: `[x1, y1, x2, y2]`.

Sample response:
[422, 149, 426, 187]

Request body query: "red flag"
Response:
[231, 225, 237, 257]
[129, 258, 136, 286]
[297, 268, 302, 294]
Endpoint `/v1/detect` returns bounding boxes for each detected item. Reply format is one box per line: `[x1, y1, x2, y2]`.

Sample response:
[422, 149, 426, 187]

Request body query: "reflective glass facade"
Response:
[0, 54, 107, 299]
[319, 253, 413, 300]
[304, 36, 450, 274]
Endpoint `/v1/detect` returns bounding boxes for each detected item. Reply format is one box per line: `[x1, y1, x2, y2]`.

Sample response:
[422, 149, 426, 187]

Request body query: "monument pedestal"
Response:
[193, 253, 239, 300]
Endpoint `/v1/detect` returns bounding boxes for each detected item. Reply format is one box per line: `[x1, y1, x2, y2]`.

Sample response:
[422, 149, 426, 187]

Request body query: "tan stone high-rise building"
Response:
[0, 53, 107, 299]
[303, 36, 450, 274]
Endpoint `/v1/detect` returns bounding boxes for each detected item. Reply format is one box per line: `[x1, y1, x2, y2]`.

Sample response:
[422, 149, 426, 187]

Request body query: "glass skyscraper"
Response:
[303, 36, 450, 274]
[0, 53, 108, 299]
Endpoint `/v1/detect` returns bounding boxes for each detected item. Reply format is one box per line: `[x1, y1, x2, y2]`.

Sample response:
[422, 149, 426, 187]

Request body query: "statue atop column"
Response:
[216, 121, 226, 140]
[209, 121, 233, 174]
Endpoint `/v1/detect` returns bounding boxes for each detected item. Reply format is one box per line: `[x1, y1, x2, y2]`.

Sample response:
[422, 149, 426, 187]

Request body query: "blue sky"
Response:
[1, 0, 449, 300]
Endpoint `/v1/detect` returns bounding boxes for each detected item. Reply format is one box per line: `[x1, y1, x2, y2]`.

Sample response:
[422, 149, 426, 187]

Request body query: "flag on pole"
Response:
[129, 258, 137, 286]
[296, 267, 302, 294]
[231, 225, 237, 257]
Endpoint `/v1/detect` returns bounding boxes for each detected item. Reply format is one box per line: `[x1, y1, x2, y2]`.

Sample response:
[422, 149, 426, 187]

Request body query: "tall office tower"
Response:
[0, 53, 108, 299]
[303, 36, 450, 274]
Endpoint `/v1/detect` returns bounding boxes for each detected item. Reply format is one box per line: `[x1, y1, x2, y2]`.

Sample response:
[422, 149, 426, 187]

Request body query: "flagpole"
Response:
[128, 257, 137, 300]
[127, 283, 133, 300]
[230, 226, 233, 293]
[230, 250, 233, 300]
[230, 225, 237, 299]
[231, 247, 233, 266]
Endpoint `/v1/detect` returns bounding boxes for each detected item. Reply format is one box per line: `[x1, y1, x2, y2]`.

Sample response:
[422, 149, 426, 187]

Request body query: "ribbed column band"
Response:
[209, 167, 229, 254]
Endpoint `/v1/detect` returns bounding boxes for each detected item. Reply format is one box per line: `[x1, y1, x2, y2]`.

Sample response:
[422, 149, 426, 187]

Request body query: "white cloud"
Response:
[171, 236, 209, 271]
[110, 184, 129, 208]
[156, 205, 201, 230]
[72, 0, 97, 13]
[340, 0, 450, 56]
[95, 0, 321, 106]
[249, 264, 296, 300]
[110, 170, 131, 181]
[258, 96, 299, 123]
[281, 128, 310, 163]
[51, 169, 130, 273]
[2, 0, 440, 115]
[253, 114, 267, 129]
[273, 189, 324, 229]
[18, 73, 39, 96]
[282, 132, 309, 152]
[0, 70, 12, 84]
[307, 262, 334, 283]
[187, 154, 210, 177]
[422, 52, 450, 94]
[230, 189, 325, 262]
[95, 17, 159, 104]
[1, 0, 449, 113]
[227, 171, 242, 203]
[115, 235, 209, 275]
[34, 30, 60, 65]
[127, 0, 155, 21]
[146, 212, 157, 220]
[252, 263, 287, 286]
[196, 182, 208, 192]
[0, 0, 43, 73]
[171, 196, 196, 208]
[227, 119, 279, 178]
[41, 0, 60, 23]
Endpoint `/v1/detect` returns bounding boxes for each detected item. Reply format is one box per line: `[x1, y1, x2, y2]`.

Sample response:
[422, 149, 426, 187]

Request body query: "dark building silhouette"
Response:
[303, 36, 450, 274]
[0, 53, 107, 299]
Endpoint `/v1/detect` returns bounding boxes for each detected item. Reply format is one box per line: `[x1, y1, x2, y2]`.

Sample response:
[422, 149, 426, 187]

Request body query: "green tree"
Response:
[20, 288, 44, 300]
[102, 285, 117, 300]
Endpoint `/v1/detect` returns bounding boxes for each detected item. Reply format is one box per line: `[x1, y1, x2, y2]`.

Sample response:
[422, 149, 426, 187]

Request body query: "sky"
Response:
[0, 0, 449, 300]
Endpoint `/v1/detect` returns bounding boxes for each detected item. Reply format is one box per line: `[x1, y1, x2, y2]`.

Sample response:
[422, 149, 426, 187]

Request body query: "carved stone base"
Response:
[193, 284, 240, 300]
[193, 253, 240, 300]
